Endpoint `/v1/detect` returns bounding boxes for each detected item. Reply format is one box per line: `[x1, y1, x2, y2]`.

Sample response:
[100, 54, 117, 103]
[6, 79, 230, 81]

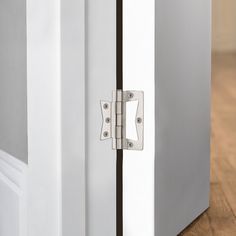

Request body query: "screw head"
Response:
[137, 117, 142, 124]
[128, 142, 134, 148]
[128, 93, 134, 99]
[105, 118, 111, 123]
[103, 131, 109, 137]
[103, 103, 109, 109]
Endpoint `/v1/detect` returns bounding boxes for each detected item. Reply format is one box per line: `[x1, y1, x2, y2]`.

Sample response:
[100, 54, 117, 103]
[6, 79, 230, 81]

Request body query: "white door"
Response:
[0, 1, 61, 236]
[0, 0, 211, 236]
[123, 1, 211, 236]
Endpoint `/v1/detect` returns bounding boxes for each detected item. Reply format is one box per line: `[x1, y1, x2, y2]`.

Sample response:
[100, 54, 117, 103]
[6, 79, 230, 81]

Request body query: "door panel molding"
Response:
[0, 149, 27, 236]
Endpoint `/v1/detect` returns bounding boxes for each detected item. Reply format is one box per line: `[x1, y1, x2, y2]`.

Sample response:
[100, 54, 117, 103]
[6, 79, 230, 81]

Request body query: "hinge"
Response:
[101, 90, 144, 150]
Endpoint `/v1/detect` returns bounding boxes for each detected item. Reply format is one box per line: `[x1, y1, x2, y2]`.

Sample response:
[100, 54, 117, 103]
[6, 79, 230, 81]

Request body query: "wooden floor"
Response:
[179, 53, 236, 235]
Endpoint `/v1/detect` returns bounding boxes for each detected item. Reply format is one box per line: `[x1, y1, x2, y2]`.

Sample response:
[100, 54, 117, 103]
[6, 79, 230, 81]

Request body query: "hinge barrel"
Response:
[113, 90, 124, 149]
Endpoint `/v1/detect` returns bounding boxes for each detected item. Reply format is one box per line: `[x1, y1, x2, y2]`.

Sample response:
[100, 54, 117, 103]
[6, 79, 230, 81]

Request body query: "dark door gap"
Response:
[116, 0, 123, 235]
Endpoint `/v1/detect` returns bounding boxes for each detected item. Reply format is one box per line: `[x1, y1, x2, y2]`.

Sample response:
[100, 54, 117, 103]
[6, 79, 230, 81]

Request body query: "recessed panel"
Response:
[0, 0, 27, 163]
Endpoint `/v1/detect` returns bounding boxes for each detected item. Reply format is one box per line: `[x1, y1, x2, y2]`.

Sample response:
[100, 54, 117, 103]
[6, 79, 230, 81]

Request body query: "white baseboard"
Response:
[0, 149, 28, 236]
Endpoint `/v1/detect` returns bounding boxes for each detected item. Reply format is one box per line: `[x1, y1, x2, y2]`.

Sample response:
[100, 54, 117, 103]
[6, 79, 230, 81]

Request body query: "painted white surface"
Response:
[86, 0, 117, 235]
[124, 1, 211, 236]
[61, 0, 86, 235]
[0, 0, 28, 163]
[0, 1, 210, 236]
[27, 0, 62, 236]
[123, 0, 155, 236]
[0, 150, 27, 236]
[155, 0, 211, 235]
[1, 1, 81, 236]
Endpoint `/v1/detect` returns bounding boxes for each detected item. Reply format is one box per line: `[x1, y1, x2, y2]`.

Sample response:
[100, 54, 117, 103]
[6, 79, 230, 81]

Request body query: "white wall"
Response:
[212, 0, 236, 52]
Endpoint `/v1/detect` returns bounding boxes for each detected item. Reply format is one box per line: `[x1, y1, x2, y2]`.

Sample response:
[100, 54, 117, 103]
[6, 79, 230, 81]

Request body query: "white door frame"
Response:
[61, 0, 86, 235]
[27, 0, 86, 236]
[27, 0, 62, 235]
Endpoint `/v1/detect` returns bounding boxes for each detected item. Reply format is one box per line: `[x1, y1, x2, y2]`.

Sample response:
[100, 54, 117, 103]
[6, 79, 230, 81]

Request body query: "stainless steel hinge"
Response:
[101, 90, 144, 150]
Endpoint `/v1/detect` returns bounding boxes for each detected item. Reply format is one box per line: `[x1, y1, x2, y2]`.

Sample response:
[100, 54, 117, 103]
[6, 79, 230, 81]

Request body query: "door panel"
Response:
[123, 0, 211, 236]
[0, 0, 28, 163]
[154, 0, 211, 235]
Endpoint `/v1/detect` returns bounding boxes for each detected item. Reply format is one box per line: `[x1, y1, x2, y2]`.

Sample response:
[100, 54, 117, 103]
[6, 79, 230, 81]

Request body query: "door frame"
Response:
[27, 0, 86, 235]
[27, 0, 63, 235]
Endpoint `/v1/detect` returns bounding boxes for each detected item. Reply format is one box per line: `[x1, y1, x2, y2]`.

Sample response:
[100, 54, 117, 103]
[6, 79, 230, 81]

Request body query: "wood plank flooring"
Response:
[179, 53, 236, 236]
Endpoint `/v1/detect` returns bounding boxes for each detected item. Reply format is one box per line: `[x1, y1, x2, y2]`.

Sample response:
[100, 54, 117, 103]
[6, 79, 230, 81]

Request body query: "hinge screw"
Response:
[105, 118, 111, 123]
[103, 131, 109, 137]
[103, 103, 109, 109]
[137, 117, 142, 124]
[128, 92, 134, 99]
[128, 142, 134, 148]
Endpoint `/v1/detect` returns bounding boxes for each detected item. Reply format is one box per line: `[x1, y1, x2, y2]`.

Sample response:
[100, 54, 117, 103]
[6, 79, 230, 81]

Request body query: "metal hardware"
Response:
[101, 90, 144, 150]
